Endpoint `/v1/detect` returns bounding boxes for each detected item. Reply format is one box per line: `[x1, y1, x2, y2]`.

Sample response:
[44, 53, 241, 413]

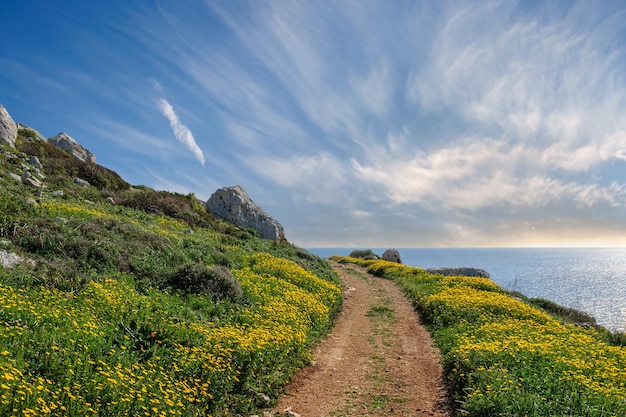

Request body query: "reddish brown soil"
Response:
[268, 262, 450, 417]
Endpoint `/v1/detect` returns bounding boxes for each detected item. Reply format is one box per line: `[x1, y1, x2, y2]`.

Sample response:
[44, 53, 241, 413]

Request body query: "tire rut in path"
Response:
[270, 262, 450, 417]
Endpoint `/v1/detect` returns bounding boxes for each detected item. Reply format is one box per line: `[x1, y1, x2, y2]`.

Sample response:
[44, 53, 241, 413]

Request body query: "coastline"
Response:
[309, 247, 626, 333]
[332, 255, 626, 415]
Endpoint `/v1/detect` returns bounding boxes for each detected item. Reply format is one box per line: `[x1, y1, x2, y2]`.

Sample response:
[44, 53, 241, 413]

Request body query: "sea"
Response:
[306, 247, 626, 333]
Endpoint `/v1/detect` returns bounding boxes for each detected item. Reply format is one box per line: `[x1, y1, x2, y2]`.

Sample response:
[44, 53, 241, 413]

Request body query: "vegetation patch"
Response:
[0, 139, 342, 416]
[348, 249, 380, 260]
[529, 297, 597, 326]
[166, 263, 246, 302]
[331, 255, 626, 416]
[366, 305, 394, 319]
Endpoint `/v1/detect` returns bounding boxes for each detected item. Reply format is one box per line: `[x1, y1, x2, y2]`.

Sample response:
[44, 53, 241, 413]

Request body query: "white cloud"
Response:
[349, 62, 392, 118]
[241, 152, 349, 204]
[351, 134, 626, 212]
[115, 1, 626, 246]
[350, 210, 374, 218]
[408, 2, 626, 145]
[157, 98, 205, 165]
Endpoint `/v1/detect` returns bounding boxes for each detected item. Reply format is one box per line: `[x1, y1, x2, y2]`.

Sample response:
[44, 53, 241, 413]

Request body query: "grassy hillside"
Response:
[332, 256, 626, 417]
[0, 130, 342, 416]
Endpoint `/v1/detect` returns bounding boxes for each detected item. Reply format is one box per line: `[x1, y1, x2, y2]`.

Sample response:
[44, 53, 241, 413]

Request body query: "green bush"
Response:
[166, 263, 245, 302]
[17, 127, 41, 141]
[530, 297, 597, 325]
[348, 249, 380, 260]
[114, 188, 217, 228]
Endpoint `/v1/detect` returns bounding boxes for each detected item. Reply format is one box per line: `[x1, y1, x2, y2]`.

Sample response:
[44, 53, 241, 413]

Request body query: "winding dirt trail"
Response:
[269, 262, 450, 417]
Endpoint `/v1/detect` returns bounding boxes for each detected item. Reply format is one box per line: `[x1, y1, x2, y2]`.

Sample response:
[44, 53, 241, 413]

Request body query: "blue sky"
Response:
[2, 1, 626, 247]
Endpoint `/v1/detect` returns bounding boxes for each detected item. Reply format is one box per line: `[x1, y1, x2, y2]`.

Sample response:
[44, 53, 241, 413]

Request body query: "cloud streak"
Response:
[9, 1, 626, 246]
[165, 1, 626, 246]
[157, 98, 205, 165]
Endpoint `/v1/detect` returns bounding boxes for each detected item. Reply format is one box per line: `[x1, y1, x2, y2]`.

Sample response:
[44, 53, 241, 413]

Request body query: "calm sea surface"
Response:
[307, 247, 626, 333]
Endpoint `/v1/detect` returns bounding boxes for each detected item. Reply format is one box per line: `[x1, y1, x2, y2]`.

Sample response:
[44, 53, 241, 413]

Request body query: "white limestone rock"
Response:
[382, 249, 402, 263]
[0, 103, 18, 149]
[29, 156, 42, 168]
[8, 172, 22, 183]
[73, 177, 91, 187]
[205, 185, 286, 241]
[21, 171, 43, 188]
[1, 250, 22, 268]
[48, 132, 96, 163]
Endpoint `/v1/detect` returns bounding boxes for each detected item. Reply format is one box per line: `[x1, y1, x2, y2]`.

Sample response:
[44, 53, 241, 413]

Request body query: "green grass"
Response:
[332, 256, 626, 417]
[0, 135, 342, 416]
[366, 305, 394, 319]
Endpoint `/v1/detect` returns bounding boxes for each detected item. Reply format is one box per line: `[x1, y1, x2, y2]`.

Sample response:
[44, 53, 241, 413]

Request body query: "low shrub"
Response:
[114, 188, 216, 229]
[166, 263, 246, 302]
[530, 297, 597, 325]
[348, 249, 380, 260]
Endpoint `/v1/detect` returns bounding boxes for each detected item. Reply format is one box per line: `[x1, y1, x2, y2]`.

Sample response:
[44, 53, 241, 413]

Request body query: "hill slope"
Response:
[0, 128, 342, 415]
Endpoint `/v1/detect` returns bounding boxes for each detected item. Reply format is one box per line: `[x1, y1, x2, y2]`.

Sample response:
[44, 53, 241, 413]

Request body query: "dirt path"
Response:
[269, 262, 450, 417]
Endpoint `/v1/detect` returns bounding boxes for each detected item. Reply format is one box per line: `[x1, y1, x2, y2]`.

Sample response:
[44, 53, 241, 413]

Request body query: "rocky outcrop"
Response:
[73, 177, 91, 187]
[205, 185, 285, 241]
[48, 132, 96, 163]
[17, 123, 46, 142]
[0, 103, 18, 148]
[426, 267, 490, 279]
[1, 250, 24, 268]
[29, 156, 42, 168]
[21, 171, 43, 188]
[382, 249, 402, 263]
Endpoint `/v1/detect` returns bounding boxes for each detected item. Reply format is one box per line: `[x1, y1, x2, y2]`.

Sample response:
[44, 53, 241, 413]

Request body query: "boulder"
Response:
[73, 177, 91, 187]
[8, 173, 22, 183]
[205, 185, 285, 241]
[382, 249, 402, 263]
[21, 171, 43, 188]
[0, 103, 18, 149]
[29, 156, 42, 168]
[48, 132, 96, 163]
[426, 267, 490, 279]
[1, 250, 23, 268]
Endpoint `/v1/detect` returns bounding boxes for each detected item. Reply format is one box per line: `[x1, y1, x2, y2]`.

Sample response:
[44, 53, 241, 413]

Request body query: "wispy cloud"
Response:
[241, 152, 349, 204]
[347, 2, 626, 217]
[157, 98, 205, 165]
[351, 135, 626, 212]
[138, 1, 626, 244]
[48, 0, 626, 246]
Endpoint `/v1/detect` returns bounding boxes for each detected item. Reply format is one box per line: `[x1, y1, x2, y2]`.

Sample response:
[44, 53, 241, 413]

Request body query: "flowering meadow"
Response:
[332, 256, 626, 416]
[0, 251, 340, 416]
[1, 135, 342, 415]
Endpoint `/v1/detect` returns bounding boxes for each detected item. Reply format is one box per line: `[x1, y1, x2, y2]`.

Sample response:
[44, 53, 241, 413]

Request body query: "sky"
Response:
[2, 0, 626, 248]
